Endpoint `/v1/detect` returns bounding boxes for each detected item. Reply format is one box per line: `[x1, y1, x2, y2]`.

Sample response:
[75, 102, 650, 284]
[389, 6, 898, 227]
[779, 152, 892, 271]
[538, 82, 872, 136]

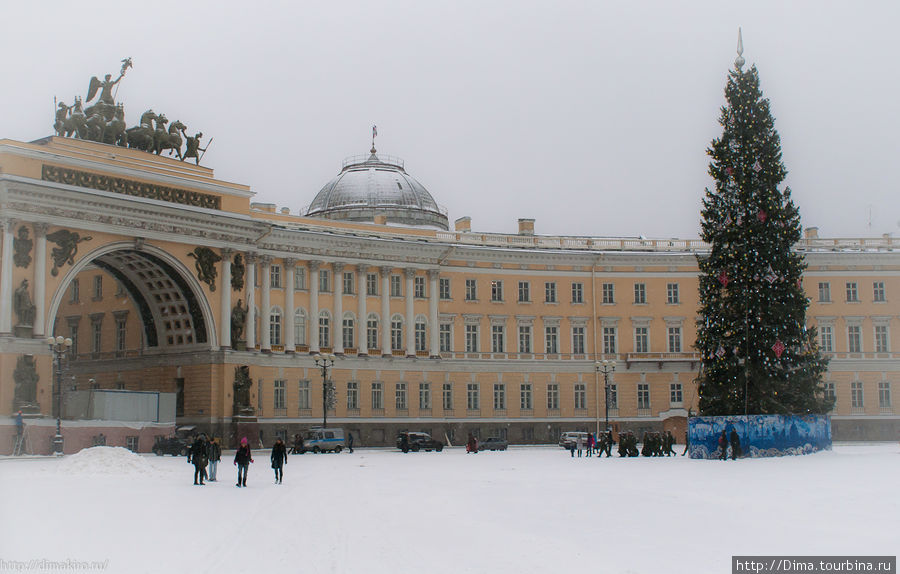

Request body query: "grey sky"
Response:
[3, 1, 897, 239]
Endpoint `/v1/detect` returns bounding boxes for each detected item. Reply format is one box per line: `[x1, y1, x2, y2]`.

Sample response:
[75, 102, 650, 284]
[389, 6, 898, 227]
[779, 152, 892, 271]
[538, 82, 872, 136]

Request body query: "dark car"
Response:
[152, 436, 190, 456]
[396, 431, 444, 453]
[478, 437, 508, 451]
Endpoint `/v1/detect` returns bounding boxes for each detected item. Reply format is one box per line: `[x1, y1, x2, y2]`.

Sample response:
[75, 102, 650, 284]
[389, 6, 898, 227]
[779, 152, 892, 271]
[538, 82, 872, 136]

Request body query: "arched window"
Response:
[342, 312, 355, 349]
[415, 315, 427, 352]
[390, 314, 404, 351]
[319, 310, 331, 348]
[294, 308, 307, 346]
[367, 313, 379, 350]
[270, 307, 282, 346]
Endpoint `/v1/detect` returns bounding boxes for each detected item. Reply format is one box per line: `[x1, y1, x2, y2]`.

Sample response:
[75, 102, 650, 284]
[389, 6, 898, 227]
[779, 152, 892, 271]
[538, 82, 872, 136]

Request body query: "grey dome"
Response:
[306, 150, 448, 230]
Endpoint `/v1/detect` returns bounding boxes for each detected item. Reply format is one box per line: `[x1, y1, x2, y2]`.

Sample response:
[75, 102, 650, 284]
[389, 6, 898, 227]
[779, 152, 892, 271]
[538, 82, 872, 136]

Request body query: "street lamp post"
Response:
[595, 359, 617, 433]
[313, 353, 336, 428]
[46, 335, 73, 455]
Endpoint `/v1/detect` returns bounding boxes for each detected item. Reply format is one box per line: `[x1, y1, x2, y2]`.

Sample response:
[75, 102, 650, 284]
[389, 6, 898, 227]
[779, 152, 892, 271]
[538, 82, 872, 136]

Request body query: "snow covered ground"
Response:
[1, 443, 897, 574]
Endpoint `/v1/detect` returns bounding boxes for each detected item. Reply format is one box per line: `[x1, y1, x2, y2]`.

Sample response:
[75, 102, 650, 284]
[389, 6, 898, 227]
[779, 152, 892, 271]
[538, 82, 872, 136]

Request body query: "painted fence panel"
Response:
[688, 414, 831, 459]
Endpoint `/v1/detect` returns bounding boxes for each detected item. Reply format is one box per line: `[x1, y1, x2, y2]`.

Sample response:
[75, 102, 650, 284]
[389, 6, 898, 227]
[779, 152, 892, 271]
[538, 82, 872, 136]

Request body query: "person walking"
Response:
[681, 429, 690, 456]
[586, 433, 595, 457]
[234, 437, 254, 487]
[729, 429, 742, 460]
[207, 437, 221, 482]
[187, 434, 209, 485]
[271, 438, 287, 484]
[718, 430, 729, 461]
[576, 433, 584, 458]
[347, 432, 354, 454]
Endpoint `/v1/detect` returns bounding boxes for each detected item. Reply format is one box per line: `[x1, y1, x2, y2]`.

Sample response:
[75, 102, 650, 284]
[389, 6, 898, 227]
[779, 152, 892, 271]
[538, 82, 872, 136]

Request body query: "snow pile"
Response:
[57, 446, 156, 476]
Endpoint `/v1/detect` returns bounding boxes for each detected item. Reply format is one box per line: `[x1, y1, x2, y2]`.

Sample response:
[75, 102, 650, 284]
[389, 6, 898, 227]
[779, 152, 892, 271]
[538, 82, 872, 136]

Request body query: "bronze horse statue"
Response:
[103, 104, 128, 147]
[126, 109, 157, 152]
[63, 98, 87, 139]
[154, 117, 186, 158]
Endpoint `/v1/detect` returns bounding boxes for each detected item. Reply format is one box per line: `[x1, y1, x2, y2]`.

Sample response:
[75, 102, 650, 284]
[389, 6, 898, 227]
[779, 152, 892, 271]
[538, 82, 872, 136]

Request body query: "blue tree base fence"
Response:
[688, 414, 831, 459]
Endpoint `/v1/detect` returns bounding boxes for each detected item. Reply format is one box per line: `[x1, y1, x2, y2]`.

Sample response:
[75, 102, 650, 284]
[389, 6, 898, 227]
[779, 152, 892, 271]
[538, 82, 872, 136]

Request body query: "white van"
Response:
[558, 431, 589, 449]
[301, 427, 345, 453]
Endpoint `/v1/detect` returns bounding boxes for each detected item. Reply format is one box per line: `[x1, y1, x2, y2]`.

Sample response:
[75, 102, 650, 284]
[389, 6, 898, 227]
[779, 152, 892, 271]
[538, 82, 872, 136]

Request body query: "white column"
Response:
[357, 264, 369, 355]
[220, 248, 232, 349]
[428, 269, 440, 358]
[405, 268, 416, 357]
[33, 223, 48, 338]
[260, 256, 271, 351]
[380, 266, 391, 355]
[284, 258, 295, 352]
[245, 253, 257, 349]
[309, 260, 321, 353]
[0, 219, 15, 335]
[333, 263, 344, 354]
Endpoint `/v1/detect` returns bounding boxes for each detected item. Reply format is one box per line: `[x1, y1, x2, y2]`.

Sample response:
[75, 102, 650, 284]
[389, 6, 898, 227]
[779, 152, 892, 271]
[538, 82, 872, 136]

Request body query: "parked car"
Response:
[478, 437, 508, 451]
[559, 431, 589, 450]
[152, 436, 190, 456]
[396, 431, 444, 453]
[295, 428, 345, 453]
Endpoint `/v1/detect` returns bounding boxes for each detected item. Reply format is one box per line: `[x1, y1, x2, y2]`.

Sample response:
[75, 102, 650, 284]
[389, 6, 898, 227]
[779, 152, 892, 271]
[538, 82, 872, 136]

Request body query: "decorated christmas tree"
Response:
[695, 32, 831, 416]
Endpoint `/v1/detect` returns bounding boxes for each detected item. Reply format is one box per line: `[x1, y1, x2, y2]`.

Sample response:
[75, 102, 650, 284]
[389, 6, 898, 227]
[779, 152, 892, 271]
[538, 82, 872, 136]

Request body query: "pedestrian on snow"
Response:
[681, 430, 690, 456]
[234, 437, 254, 487]
[15, 410, 24, 438]
[347, 432, 354, 454]
[207, 437, 221, 481]
[466, 433, 478, 454]
[718, 430, 728, 461]
[729, 429, 742, 460]
[188, 433, 209, 485]
[576, 433, 584, 458]
[271, 438, 287, 484]
[665, 431, 677, 456]
[586, 433, 595, 457]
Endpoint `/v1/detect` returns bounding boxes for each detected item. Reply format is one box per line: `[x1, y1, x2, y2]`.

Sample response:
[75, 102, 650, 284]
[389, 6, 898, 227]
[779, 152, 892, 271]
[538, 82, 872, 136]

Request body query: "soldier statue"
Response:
[181, 131, 208, 165]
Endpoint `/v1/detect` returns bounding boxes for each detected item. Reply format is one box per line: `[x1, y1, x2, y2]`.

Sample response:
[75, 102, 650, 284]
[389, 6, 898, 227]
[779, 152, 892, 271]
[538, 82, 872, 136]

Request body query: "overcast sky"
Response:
[3, 1, 898, 239]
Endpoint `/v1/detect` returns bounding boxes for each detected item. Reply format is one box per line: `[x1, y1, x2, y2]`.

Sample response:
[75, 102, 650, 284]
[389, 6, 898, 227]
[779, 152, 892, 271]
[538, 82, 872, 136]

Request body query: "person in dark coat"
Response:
[271, 438, 287, 484]
[729, 429, 742, 460]
[187, 434, 209, 485]
[681, 429, 690, 456]
[718, 430, 729, 461]
[234, 437, 254, 487]
[466, 433, 478, 454]
[207, 437, 221, 481]
[347, 432, 354, 454]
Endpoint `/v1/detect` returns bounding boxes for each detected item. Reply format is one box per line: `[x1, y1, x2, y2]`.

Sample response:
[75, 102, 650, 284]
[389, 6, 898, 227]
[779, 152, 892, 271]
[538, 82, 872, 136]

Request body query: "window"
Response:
[634, 283, 646, 304]
[465, 279, 477, 301]
[414, 276, 425, 298]
[319, 269, 330, 292]
[603, 327, 617, 355]
[574, 384, 586, 410]
[298, 380, 310, 409]
[274, 380, 285, 410]
[635, 326, 649, 353]
[846, 282, 858, 302]
[520, 383, 532, 410]
[391, 318, 403, 350]
[419, 383, 431, 410]
[493, 383, 506, 410]
[873, 282, 886, 302]
[545, 326, 558, 354]
[367, 315, 378, 350]
[294, 309, 307, 346]
[466, 383, 480, 410]
[878, 382, 891, 408]
[850, 381, 863, 409]
[518, 325, 532, 353]
[823, 382, 836, 404]
[91, 317, 102, 355]
[667, 283, 680, 304]
[270, 309, 282, 346]
[415, 319, 427, 352]
[490, 280, 503, 302]
[125, 436, 139, 452]
[342, 316, 355, 349]
[390, 275, 402, 297]
[670, 383, 683, 405]
[818, 282, 831, 302]
[70, 279, 80, 303]
[491, 324, 505, 353]
[366, 273, 378, 296]
[439, 278, 451, 300]
[875, 325, 889, 353]
[637, 383, 650, 410]
[442, 383, 453, 410]
[294, 266, 306, 290]
[69, 324, 79, 356]
[343, 272, 354, 295]
[848, 325, 862, 353]
[607, 383, 618, 408]
[347, 381, 359, 410]
[395, 383, 408, 410]
[668, 326, 682, 353]
[270, 265, 282, 288]
[572, 326, 585, 355]
[518, 281, 530, 302]
[93, 275, 103, 300]
[115, 316, 127, 353]
[372, 382, 384, 410]
[820, 325, 833, 353]
[572, 282, 584, 304]
[439, 323, 451, 352]
[602, 283, 615, 304]
[547, 383, 559, 410]
[545, 282, 557, 303]
[465, 324, 479, 353]
[319, 313, 330, 348]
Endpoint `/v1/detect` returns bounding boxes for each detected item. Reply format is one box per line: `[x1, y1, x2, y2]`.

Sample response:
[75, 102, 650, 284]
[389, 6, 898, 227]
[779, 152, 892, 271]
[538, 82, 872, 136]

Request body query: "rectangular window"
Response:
[602, 283, 615, 304]
[545, 282, 557, 303]
[637, 383, 650, 410]
[875, 325, 889, 353]
[395, 383, 408, 410]
[668, 326, 682, 353]
[319, 269, 330, 292]
[371, 382, 384, 410]
[366, 273, 378, 296]
[115, 317, 127, 353]
[439, 324, 451, 352]
[465, 324, 479, 353]
[465, 279, 477, 301]
[391, 319, 403, 351]
[823, 382, 836, 404]
[571, 282, 584, 304]
[419, 383, 431, 410]
[69, 324, 79, 356]
[493, 383, 506, 410]
[439, 278, 451, 300]
[274, 380, 285, 410]
[319, 316, 330, 348]
[442, 383, 453, 410]
[820, 325, 834, 353]
[670, 383, 683, 405]
[873, 281, 886, 302]
[574, 384, 586, 410]
[125, 436, 139, 452]
[520, 383, 532, 410]
[518, 281, 530, 302]
[572, 326, 585, 355]
[390, 275, 402, 297]
[70, 279, 80, 303]
[547, 383, 559, 410]
[878, 382, 891, 408]
[298, 380, 310, 410]
[91, 319, 102, 355]
[342, 318, 354, 349]
[270, 312, 282, 346]
[490, 280, 503, 302]
[848, 325, 862, 353]
[294, 267, 306, 290]
[367, 317, 378, 350]
[850, 381, 863, 409]
[414, 276, 425, 298]
[846, 282, 858, 302]
[667, 283, 680, 304]
[93, 275, 103, 300]
[818, 282, 831, 302]
[466, 383, 480, 410]
[634, 283, 646, 304]
[608, 383, 618, 408]
[603, 327, 617, 355]
[545, 326, 558, 354]
[491, 324, 504, 353]
[518, 325, 532, 353]
[343, 272, 354, 295]
[635, 326, 649, 353]
[415, 321, 426, 352]
[270, 265, 282, 288]
[347, 381, 359, 410]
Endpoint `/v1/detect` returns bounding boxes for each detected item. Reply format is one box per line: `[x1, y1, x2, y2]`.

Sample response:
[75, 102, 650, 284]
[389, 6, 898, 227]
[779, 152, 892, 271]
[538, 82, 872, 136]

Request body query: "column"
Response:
[309, 260, 321, 353]
[220, 248, 233, 349]
[260, 256, 271, 351]
[33, 223, 48, 338]
[333, 263, 344, 354]
[0, 219, 15, 335]
[428, 269, 440, 358]
[380, 266, 391, 355]
[245, 253, 257, 349]
[405, 268, 416, 357]
[284, 258, 295, 352]
[357, 264, 369, 355]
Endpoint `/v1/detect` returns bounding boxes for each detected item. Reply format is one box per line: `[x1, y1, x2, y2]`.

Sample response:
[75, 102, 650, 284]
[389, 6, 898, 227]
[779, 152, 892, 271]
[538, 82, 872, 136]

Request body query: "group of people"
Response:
[639, 431, 678, 457]
[566, 430, 689, 458]
[568, 431, 616, 457]
[187, 435, 289, 487]
[718, 429, 742, 461]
